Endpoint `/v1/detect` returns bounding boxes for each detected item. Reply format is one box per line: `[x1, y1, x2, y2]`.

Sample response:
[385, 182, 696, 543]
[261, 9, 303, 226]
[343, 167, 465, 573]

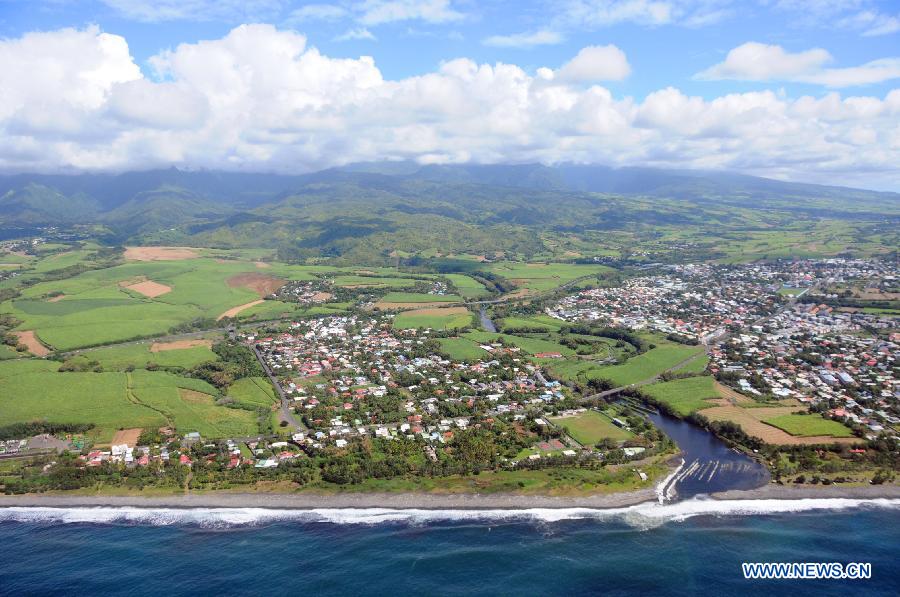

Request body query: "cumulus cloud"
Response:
[483, 30, 564, 48]
[0, 25, 898, 189]
[554, 45, 631, 82]
[696, 42, 900, 87]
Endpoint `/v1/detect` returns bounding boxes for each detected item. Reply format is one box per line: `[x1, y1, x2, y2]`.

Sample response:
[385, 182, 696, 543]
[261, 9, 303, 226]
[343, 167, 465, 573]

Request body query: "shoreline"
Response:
[1, 483, 899, 510]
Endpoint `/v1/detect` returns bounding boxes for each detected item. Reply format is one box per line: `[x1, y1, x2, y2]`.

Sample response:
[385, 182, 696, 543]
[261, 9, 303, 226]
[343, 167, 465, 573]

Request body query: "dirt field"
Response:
[150, 339, 213, 353]
[226, 272, 285, 297]
[311, 292, 333, 302]
[180, 389, 212, 404]
[47, 294, 66, 303]
[111, 428, 142, 447]
[373, 300, 454, 310]
[126, 280, 172, 298]
[405, 306, 470, 317]
[254, 261, 271, 269]
[124, 246, 200, 261]
[217, 299, 264, 320]
[714, 381, 753, 404]
[13, 331, 50, 356]
[698, 405, 860, 445]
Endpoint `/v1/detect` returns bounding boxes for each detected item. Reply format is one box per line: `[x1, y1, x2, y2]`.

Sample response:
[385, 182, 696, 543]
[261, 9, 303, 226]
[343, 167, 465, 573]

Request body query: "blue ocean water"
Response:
[1, 500, 898, 596]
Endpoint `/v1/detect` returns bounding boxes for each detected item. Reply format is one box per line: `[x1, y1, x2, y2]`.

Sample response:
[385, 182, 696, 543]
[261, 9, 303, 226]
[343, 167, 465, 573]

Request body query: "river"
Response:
[647, 410, 770, 499]
[479, 306, 497, 332]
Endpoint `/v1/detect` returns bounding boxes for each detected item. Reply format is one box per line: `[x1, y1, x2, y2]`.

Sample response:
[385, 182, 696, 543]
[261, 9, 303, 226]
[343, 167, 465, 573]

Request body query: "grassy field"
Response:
[485, 262, 612, 293]
[393, 307, 474, 330]
[75, 342, 218, 370]
[586, 341, 705, 386]
[437, 337, 487, 361]
[444, 274, 489, 298]
[0, 359, 258, 441]
[498, 315, 564, 331]
[763, 414, 855, 437]
[462, 330, 574, 356]
[228, 377, 278, 408]
[641, 376, 721, 416]
[550, 410, 633, 445]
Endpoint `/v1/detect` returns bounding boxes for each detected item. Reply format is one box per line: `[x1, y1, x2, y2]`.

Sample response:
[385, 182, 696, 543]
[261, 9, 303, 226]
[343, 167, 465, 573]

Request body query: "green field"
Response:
[485, 262, 612, 293]
[642, 376, 721, 416]
[437, 337, 487, 361]
[75, 342, 219, 370]
[393, 308, 474, 330]
[763, 414, 855, 437]
[550, 411, 633, 445]
[228, 377, 278, 408]
[0, 359, 259, 441]
[498, 315, 564, 331]
[462, 330, 574, 356]
[444, 274, 489, 298]
[587, 342, 705, 386]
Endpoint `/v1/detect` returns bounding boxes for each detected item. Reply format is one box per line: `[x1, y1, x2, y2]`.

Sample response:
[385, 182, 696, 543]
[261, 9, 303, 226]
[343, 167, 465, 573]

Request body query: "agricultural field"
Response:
[484, 262, 612, 294]
[550, 410, 633, 445]
[586, 341, 706, 387]
[763, 414, 855, 438]
[0, 359, 260, 441]
[227, 377, 278, 408]
[641, 376, 722, 416]
[73, 340, 218, 370]
[498, 315, 564, 331]
[437, 337, 487, 361]
[462, 330, 574, 356]
[393, 307, 474, 330]
[444, 274, 489, 298]
[698, 404, 861, 446]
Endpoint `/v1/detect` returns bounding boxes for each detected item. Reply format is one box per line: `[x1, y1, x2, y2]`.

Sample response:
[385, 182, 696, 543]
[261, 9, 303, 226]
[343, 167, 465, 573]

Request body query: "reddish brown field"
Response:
[217, 299, 265, 321]
[124, 246, 200, 261]
[150, 339, 213, 353]
[226, 272, 285, 297]
[111, 428, 142, 447]
[126, 280, 172, 298]
[13, 331, 50, 356]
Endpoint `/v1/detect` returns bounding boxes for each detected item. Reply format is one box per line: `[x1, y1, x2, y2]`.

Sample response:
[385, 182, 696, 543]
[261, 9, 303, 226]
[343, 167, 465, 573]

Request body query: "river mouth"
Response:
[647, 411, 770, 500]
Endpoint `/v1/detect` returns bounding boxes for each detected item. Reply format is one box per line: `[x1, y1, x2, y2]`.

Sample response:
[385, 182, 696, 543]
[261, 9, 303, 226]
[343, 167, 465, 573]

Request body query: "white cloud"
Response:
[334, 27, 377, 41]
[286, 3, 350, 23]
[696, 42, 900, 87]
[100, 0, 283, 23]
[561, 0, 734, 28]
[483, 30, 564, 48]
[357, 0, 465, 25]
[555, 45, 631, 81]
[768, 0, 900, 37]
[1, 25, 898, 190]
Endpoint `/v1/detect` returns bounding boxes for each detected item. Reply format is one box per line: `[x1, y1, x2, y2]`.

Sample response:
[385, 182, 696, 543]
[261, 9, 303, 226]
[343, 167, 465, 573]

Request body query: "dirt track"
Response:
[217, 300, 265, 321]
[13, 331, 50, 356]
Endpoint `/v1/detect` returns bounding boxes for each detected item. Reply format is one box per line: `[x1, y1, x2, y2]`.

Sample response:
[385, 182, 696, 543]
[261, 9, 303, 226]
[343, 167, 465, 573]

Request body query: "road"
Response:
[251, 345, 305, 432]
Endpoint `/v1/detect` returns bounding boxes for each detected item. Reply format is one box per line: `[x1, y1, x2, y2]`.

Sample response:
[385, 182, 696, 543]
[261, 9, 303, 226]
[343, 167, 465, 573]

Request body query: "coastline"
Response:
[1, 483, 899, 510]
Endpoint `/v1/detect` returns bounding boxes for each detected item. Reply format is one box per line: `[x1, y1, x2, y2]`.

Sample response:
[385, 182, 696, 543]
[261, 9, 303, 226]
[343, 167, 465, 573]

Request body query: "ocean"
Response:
[1, 498, 898, 596]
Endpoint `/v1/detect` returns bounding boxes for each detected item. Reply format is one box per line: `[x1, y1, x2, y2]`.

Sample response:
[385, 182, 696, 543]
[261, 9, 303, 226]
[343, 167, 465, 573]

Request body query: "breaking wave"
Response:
[1, 497, 898, 529]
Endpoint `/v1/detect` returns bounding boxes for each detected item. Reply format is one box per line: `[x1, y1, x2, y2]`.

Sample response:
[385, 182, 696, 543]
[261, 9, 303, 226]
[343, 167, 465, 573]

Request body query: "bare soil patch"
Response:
[13, 331, 50, 356]
[226, 272, 286, 297]
[111, 428, 142, 447]
[698, 405, 860, 445]
[714, 381, 753, 404]
[126, 280, 172, 298]
[254, 261, 271, 269]
[124, 246, 200, 261]
[47, 294, 66, 303]
[374, 300, 454, 310]
[179, 389, 213, 405]
[311, 292, 333, 302]
[217, 299, 265, 321]
[150, 339, 213, 353]
[406, 306, 470, 317]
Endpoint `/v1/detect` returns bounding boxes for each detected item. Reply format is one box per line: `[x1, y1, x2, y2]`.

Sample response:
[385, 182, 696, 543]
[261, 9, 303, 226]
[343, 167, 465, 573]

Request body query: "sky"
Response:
[0, 1, 898, 190]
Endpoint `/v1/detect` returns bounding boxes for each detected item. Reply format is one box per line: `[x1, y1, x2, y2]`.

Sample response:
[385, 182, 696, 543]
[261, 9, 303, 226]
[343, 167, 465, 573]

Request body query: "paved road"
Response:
[251, 345, 305, 432]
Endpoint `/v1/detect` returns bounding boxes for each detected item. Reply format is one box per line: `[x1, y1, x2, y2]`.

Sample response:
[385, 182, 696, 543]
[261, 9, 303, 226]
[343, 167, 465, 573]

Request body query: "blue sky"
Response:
[0, 1, 898, 189]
